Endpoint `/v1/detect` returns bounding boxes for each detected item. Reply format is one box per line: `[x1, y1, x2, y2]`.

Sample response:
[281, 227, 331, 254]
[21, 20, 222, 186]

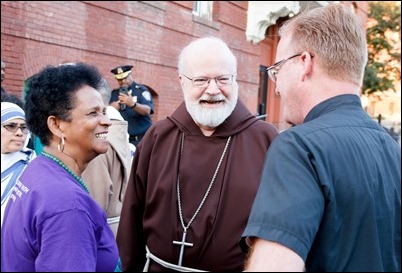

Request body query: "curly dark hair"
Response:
[25, 62, 103, 146]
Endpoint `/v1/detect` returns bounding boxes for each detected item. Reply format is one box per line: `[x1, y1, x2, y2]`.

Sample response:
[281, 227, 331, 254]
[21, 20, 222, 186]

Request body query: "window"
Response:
[193, 1, 213, 20]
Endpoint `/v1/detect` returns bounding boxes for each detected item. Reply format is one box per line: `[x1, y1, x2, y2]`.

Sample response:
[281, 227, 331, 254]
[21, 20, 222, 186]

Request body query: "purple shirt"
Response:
[1, 155, 120, 272]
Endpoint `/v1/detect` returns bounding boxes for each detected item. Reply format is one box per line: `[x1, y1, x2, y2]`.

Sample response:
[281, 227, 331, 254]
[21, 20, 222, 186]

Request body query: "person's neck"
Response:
[42, 147, 85, 177]
[198, 125, 215, 137]
[303, 78, 361, 119]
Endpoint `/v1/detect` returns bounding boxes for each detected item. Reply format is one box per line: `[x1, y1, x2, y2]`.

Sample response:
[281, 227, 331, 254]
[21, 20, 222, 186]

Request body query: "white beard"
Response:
[184, 91, 238, 128]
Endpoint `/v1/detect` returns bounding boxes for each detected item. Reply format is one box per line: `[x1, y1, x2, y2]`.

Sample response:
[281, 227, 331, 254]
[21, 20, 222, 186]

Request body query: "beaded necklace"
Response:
[41, 151, 90, 193]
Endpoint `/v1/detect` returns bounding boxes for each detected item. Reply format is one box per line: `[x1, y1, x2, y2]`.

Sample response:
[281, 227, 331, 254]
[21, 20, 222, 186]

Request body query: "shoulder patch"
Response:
[142, 90, 152, 101]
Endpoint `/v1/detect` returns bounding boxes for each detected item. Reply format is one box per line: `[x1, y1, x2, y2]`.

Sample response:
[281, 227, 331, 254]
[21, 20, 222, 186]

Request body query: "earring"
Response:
[58, 135, 65, 153]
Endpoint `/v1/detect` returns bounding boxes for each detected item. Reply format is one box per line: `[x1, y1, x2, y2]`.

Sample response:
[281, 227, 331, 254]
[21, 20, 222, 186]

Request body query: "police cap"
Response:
[110, 65, 133, 80]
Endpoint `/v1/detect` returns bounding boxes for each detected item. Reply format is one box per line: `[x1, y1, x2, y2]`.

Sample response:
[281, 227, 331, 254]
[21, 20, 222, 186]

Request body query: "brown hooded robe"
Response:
[117, 100, 278, 271]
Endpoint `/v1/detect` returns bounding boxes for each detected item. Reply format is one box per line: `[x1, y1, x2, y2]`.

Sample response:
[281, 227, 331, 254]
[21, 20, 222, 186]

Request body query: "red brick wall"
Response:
[1, 1, 368, 125]
[1, 1, 264, 122]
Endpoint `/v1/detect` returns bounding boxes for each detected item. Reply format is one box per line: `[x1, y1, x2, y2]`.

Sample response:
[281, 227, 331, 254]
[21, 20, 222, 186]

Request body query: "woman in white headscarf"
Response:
[1, 102, 36, 226]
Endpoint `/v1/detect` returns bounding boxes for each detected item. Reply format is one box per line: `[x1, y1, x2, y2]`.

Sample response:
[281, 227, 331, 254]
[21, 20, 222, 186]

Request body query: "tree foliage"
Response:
[363, 1, 401, 95]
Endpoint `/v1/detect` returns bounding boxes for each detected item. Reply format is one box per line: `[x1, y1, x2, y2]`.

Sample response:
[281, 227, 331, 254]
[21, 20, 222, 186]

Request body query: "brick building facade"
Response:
[1, 1, 368, 130]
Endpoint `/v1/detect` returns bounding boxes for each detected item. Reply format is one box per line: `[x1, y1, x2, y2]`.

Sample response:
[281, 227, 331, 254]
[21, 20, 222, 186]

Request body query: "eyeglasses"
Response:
[182, 74, 235, 88]
[267, 53, 307, 83]
[2, 123, 29, 134]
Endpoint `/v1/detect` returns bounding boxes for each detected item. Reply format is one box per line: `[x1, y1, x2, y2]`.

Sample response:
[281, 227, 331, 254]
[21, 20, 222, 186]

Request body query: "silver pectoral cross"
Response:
[173, 227, 193, 266]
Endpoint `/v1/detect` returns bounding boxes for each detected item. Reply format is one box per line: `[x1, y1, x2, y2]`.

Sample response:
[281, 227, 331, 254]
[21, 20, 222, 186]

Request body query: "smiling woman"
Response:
[1, 63, 122, 272]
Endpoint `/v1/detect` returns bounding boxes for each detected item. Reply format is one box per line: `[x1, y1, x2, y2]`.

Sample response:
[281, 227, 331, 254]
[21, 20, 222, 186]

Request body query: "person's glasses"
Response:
[2, 123, 29, 134]
[182, 74, 235, 88]
[266, 53, 303, 83]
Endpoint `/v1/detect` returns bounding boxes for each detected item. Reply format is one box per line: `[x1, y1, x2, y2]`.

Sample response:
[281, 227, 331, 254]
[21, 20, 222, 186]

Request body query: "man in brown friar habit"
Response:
[116, 36, 279, 272]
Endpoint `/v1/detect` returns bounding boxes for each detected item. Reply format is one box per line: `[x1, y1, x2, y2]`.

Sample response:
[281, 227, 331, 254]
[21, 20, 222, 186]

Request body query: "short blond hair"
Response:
[279, 4, 368, 85]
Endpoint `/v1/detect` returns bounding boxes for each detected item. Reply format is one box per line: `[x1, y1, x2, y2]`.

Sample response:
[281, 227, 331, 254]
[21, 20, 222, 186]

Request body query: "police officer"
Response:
[110, 65, 154, 147]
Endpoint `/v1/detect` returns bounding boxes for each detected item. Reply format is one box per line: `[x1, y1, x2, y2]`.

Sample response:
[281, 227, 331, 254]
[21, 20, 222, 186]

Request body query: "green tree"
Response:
[363, 1, 401, 95]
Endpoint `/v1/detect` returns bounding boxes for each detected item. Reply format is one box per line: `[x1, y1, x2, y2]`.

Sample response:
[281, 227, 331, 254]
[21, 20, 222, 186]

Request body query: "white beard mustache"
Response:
[184, 91, 238, 128]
